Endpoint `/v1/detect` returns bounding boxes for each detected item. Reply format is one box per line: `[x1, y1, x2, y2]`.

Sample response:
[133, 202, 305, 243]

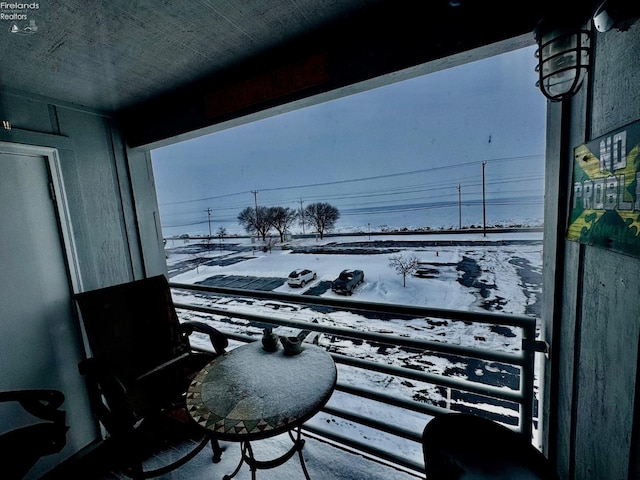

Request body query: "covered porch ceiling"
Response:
[1, 0, 596, 147]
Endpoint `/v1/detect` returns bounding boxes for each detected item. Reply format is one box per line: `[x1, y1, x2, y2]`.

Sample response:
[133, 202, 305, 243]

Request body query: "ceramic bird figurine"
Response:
[280, 335, 303, 355]
[262, 327, 279, 352]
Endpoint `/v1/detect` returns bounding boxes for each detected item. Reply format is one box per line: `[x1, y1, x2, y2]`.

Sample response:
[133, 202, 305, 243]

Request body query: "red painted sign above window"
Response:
[205, 53, 329, 120]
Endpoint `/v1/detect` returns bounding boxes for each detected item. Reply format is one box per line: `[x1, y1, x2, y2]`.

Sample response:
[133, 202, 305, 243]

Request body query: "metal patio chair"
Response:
[0, 389, 68, 480]
[422, 413, 559, 479]
[75, 275, 228, 479]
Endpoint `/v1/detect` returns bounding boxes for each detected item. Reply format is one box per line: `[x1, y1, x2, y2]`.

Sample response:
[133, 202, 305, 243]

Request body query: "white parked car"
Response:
[287, 269, 317, 287]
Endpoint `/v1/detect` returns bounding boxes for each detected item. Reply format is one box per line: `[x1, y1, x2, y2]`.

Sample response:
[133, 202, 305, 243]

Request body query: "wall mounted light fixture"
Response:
[593, 0, 640, 32]
[534, 1, 639, 102]
[534, 19, 591, 102]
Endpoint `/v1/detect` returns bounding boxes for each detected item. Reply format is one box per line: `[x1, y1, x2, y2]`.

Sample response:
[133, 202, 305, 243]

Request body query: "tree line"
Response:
[237, 202, 339, 241]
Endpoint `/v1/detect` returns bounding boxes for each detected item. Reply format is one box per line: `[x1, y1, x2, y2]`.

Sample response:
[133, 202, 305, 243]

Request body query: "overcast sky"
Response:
[151, 45, 546, 237]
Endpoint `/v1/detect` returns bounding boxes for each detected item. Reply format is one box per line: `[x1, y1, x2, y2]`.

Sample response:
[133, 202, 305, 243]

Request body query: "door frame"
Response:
[0, 141, 83, 292]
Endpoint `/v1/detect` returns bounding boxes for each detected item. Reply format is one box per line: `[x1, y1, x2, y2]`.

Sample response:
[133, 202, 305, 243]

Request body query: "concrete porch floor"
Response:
[96, 431, 424, 480]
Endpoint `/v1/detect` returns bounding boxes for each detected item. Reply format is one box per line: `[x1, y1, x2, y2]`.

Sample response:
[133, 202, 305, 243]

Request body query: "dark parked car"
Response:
[331, 269, 364, 295]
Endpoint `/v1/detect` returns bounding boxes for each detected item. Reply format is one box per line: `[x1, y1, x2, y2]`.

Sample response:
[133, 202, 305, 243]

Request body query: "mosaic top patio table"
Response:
[187, 340, 337, 480]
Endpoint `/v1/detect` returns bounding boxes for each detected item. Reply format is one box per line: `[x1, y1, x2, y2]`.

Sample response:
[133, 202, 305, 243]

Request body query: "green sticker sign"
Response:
[568, 120, 640, 257]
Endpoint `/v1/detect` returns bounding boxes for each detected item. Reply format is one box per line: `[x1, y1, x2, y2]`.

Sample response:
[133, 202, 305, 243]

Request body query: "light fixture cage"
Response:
[535, 28, 591, 102]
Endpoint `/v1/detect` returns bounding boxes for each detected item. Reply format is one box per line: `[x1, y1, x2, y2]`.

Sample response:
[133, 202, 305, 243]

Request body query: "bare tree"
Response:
[216, 226, 227, 251]
[262, 235, 278, 253]
[238, 206, 272, 240]
[388, 253, 420, 287]
[303, 202, 340, 239]
[269, 206, 298, 242]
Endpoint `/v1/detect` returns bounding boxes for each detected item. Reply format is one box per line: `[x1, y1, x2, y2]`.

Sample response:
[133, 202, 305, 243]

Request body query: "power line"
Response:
[161, 182, 544, 227]
[159, 189, 250, 206]
[158, 171, 544, 221]
[157, 153, 543, 207]
[162, 194, 544, 227]
[158, 154, 544, 231]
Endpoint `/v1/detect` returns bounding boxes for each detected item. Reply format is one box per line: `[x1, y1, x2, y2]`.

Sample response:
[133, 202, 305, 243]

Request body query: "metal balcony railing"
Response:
[169, 281, 545, 476]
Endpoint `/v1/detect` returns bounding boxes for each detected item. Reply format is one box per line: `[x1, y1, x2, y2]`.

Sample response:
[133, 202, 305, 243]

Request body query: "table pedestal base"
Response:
[222, 426, 311, 480]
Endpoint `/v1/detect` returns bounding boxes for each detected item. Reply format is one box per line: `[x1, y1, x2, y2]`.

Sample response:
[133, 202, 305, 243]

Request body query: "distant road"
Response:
[167, 226, 543, 242]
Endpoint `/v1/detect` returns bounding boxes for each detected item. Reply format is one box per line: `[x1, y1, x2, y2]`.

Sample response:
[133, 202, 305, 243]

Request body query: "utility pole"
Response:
[205, 208, 212, 239]
[298, 198, 305, 235]
[251, 190, 259, 239]
[251, 190, 259, 221]
[252, 190, 259, 212]
[457, 184, 462, 230]
[482, 161, 487, 237]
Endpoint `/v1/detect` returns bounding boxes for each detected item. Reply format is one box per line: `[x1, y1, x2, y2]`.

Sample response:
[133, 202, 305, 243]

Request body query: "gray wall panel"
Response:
[591, 22, 640, 138]
[558, 242, 580, 479]
[55, 105, 134, 289]
[575, 248, 639, 479]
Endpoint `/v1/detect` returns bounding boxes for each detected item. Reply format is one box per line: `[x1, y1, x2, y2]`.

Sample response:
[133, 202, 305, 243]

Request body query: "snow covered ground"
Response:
[165, 230, 544, 469]
[167, 231, 542, 311]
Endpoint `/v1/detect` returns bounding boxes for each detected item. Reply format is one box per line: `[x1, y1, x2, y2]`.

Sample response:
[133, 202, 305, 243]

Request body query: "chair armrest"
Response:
[0, 390, 68, 478]
[0, 390, 65, 424]
[180, 321, 228, 355]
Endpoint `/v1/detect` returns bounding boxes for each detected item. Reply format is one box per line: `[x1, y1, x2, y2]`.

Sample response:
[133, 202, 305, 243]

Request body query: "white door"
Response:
[0, 148, 90, 475]
[0, 150, 75, 388]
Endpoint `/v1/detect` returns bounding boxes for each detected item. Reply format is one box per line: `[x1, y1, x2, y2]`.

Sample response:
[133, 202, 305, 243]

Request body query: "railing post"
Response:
[520, 321, 537, 442]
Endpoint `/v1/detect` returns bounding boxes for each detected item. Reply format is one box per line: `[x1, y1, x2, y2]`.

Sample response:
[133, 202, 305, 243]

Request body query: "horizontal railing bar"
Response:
[302, 423, 425, 475]
[333, 353, 523, 403]
[170, 282, 535, 328]
[195, 338, 521, 422]
[194, 337, 512, 417]
[174, 302, 525, 365]
[195, 339, 519, 418]
[333, 384, 454, 418]
[179, 301, 524, 404]
[221, 332, 254, 344]
[321, 405, 423, 443]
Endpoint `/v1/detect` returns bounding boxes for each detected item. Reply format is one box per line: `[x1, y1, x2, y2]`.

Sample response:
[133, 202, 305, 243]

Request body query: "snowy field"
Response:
[165, 230, 544, 468]
[167, 231, 543, 320]
[168, 231, 541, 305]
